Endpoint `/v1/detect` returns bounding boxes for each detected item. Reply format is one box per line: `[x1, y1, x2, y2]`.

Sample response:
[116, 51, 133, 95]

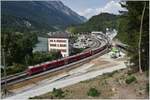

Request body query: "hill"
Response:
[1, 1, 86, 33]
[68, 13, 119, 33]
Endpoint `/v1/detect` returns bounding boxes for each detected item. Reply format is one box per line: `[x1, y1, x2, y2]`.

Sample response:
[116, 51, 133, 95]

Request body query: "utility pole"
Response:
[2, 48, 7, 96]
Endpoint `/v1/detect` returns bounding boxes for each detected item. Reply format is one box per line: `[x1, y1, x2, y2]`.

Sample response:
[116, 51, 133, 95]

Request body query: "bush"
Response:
[52, 88, 65, 98]
[87, 87, 100, 97]
[125, 75, 136, 84]
[1, 63, 26, 77]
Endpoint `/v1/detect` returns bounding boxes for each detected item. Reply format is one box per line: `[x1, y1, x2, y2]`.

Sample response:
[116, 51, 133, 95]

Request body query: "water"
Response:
[33, 37, 48, 52]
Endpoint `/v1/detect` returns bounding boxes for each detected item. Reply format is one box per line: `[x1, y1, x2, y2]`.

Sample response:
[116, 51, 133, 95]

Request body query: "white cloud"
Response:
[78, 1, 126, 19]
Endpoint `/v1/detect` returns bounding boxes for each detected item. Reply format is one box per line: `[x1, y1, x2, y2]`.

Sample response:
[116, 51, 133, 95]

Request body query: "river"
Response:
[33, 37, 48, 52]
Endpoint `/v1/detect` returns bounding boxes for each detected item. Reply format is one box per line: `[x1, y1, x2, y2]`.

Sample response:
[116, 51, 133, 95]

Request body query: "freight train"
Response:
[27, 44, 109, 75]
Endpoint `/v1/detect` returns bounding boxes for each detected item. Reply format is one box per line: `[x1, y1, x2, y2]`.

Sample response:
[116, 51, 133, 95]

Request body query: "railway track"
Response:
[1, 34, 109, 87]
[83, 35, 102, 52]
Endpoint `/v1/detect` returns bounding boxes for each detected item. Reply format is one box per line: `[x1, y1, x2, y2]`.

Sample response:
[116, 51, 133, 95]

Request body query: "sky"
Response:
[61, 0, 126, 19]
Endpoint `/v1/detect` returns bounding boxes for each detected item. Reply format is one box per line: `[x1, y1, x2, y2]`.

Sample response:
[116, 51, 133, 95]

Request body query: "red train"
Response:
[27, 44, 108, 75]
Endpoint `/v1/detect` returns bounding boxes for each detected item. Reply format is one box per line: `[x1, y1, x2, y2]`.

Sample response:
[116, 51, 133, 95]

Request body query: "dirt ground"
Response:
[31, 68, 149, 99]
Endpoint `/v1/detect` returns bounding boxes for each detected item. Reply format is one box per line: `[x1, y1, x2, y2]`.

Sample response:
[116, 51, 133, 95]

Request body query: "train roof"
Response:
[28, 65, 40, 69]
[28, 58, 63, 69]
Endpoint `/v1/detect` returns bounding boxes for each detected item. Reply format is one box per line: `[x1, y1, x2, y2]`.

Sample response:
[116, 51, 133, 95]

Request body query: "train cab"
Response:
[27, 65, 44, 75]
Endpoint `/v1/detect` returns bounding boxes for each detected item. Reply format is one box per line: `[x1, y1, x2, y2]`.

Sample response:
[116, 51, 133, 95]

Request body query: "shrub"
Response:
[1, 63, 26, 77]
[52, 88, 65, 98]
[125, 75, 136, 84]
[87, 87, 100, 97]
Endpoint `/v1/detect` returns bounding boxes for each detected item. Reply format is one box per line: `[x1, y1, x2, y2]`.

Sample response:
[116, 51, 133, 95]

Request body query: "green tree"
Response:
[117, 1, 149, 71]
[1, 31, 38, 66]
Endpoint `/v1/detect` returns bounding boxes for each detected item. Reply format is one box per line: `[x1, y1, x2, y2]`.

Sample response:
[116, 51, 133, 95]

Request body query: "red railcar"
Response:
[27, 65, 44, 75]
[43, 61, 58, 70]
[27, 44, 108, 75]
[68, 56, 77, 63]
[42, 59, 65, 70]
[56, 60, 65, 67]
[92, 45, 107, 55]
[68, 54, 82, 63]
[93, 47, 103, 54]
[82, 51, 92, 58]
[28, 60, 65, 75]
